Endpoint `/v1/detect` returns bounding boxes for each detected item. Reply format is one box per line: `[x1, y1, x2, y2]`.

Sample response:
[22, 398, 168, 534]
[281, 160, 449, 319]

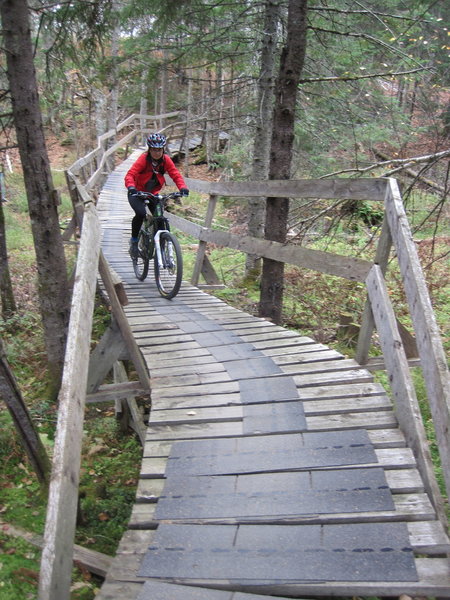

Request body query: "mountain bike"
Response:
[131, 191, 183, 299]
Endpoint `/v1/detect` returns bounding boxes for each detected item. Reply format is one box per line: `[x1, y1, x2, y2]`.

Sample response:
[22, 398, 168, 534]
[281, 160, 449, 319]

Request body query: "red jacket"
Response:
[124, 152, 186, 193]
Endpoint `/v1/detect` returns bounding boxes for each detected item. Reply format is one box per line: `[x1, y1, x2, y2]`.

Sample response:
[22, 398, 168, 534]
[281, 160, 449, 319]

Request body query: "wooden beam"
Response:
[169, 214, 371, 282]
[366, 264, 447, 528]
[98, 251, 151, 394]
[39, 202, 102, 600]
[356, 216, 392, 363]
[191, 194, 217, 286]
[86, 381, 146, 404]
[184, 176, 389, 201]
[113, 361, 146, 446]
[1, 521, 112, 578]
[385, 178, 450, 503]
[86, 319, 128, 394]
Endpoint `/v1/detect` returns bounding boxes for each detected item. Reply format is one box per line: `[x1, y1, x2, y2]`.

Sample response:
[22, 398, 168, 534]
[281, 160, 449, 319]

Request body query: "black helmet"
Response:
[147, 133, 167, 149]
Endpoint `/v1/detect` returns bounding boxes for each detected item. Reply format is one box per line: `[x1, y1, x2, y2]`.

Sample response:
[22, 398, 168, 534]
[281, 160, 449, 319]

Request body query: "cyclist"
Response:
[125, 132, 189, 258]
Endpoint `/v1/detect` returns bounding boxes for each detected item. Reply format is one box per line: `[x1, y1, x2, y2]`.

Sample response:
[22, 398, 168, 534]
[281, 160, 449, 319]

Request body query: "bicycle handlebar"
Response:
[135, 190, 182, 202]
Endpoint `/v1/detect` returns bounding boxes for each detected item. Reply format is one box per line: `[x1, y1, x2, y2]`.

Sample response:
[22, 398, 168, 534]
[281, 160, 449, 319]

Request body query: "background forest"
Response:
[0, 0, 449, 598]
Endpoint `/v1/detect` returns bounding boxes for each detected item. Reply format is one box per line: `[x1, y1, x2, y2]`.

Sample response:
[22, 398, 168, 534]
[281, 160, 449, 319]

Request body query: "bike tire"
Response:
[154, 231, 183, 299]
[133, 230, 150, 281]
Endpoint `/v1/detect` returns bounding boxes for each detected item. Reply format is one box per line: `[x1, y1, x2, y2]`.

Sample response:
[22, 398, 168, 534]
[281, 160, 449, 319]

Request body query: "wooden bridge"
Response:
[38, 115, 450, 600]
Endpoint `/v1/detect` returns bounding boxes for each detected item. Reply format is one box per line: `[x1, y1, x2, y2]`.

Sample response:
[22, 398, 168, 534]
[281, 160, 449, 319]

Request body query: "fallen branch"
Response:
[0, 521, 112, 578]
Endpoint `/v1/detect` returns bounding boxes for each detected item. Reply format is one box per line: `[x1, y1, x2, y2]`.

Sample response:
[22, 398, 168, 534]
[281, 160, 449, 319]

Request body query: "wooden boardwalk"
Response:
[95, 154, 450, 599]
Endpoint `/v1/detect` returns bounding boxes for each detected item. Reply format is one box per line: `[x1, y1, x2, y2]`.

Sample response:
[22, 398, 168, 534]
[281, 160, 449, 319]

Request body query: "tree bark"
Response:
[259, 0, 308, 324]
[1, 0, 71, 393]
[246, 0, 281, 276]
[0, 181, 16, 318]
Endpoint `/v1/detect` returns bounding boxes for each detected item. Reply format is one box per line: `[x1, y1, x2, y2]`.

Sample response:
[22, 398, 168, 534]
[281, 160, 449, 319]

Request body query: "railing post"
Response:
[356, 216, 392, 364]
[191, 193, 218, 286]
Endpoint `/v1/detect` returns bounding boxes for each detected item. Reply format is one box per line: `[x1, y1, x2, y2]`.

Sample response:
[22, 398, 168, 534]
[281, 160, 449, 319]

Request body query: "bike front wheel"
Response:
[154, 231, 183, 299]
[133, 230, 150, 281]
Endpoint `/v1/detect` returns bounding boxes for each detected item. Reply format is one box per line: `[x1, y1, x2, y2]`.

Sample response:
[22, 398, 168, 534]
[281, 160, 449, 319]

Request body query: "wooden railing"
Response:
[38, 116, 450, 599]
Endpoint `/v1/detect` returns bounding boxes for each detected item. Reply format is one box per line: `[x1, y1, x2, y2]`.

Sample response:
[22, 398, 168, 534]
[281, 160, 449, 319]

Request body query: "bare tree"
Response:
[259, 0, 309, 324]
[1, 0, 71, 394]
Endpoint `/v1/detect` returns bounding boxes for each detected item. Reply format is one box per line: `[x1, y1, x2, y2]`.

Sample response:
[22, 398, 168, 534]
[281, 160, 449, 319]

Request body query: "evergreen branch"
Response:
[309, 27, 434, 71]
[299, 66, 427, 84]
[309, 5, 434, 23]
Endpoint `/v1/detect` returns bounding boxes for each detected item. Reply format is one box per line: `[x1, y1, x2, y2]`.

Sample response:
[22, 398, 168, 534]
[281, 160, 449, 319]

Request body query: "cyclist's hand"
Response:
[180, 188, 189, 197]
[127, 186, 138, 198]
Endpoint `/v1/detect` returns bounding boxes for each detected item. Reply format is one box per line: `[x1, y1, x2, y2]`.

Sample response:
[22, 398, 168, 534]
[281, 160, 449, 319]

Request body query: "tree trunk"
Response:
[0, 175, 16, 318]
[140, 68, 149, 145]
[1, 0, 71, 393]
[259, 0, 308, 324]
[159, 49, 169, 130]
[246, 0, 281, 276]
[105, 3, 120, 171]
[0, 337, 51, 485]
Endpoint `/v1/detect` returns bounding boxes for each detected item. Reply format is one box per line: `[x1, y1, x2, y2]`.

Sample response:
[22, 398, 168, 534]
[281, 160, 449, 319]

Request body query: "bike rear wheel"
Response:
[133, 230, 150, 281]
[154, 231, 183, 299]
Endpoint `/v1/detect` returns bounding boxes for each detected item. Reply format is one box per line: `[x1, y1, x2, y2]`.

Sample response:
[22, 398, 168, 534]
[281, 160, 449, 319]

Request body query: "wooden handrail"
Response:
[38, 201, 102, 600]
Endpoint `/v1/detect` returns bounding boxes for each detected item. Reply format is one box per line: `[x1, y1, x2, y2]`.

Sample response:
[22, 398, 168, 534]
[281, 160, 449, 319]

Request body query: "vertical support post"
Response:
[355, 216, 392, 364]
[191, 194, 218, 286]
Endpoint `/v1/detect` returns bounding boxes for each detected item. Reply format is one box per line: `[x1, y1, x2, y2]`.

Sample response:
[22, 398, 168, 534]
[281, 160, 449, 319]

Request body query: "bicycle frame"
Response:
[132, 191, 183, 299]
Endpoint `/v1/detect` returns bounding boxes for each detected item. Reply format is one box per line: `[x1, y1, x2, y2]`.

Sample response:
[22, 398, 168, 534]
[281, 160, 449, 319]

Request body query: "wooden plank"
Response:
[306, 411, 398, 431]
[102, 555, 450, 596]
[140, 446, 413, 474]
[149, 395, 391, 423]
[279, 358, 367, 376]
[138, 522, 419, 583]
[151, 371, 232, 389]
[130, 495, 436, 530]
[95, 581, 143, 600]
[296, 382, 386, 400]
[292, 369, 374, 388]
[151, 381, 239, 399]
[149, 362, 226, 378]
[184, 176, 389, 201]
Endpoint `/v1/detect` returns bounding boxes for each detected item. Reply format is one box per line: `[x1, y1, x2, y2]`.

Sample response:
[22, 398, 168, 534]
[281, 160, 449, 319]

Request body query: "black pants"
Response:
[128, 194, 157, 238]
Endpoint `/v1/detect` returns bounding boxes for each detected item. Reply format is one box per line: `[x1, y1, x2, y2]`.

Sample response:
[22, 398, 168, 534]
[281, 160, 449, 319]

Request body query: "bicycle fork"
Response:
[154, 230, 174, 269]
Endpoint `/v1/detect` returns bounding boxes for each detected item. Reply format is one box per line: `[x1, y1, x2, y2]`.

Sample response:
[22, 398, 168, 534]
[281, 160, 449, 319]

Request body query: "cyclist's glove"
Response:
[180, 188, 189, 197]
[127, 186, 138, 198]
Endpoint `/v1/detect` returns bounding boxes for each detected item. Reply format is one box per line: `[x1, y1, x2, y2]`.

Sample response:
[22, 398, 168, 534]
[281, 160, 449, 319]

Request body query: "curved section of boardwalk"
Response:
[96, 155, 450, 599]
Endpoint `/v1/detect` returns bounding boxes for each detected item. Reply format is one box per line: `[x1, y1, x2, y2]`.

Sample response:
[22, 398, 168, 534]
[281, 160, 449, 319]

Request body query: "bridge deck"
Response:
[95, 155, 450, 599]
